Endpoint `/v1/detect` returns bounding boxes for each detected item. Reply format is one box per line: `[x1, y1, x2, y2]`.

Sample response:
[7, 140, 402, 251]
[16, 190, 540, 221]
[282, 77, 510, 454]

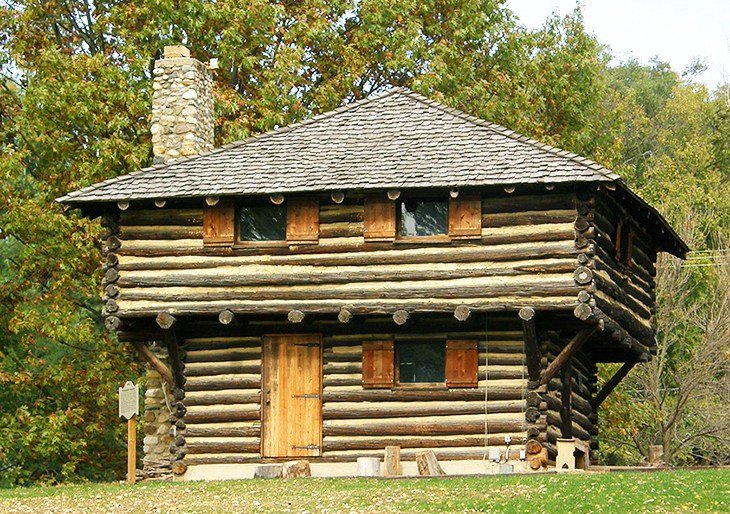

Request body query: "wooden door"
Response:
[262, 334, 322, 457]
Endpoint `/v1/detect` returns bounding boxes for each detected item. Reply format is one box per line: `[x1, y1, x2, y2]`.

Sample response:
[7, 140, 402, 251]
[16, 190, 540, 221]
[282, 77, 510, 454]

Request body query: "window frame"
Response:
[233, 199, 289, 248]
[395, 196, 451, 243]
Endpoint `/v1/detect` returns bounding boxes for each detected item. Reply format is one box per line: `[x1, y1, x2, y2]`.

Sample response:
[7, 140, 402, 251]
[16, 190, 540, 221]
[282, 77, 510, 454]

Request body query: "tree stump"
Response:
[416, 450, 445, 476]
[283, 460, 311, 478]
[356, 457, 380, 477]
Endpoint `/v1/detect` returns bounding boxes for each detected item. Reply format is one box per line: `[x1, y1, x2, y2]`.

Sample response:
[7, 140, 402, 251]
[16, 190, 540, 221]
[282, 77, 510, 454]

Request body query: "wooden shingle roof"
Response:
[57, 87, 620, 204]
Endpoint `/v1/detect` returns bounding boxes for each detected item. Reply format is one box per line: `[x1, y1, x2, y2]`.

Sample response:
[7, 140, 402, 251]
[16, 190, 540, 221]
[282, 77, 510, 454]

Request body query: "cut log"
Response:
[156, 312, 176, 329]
[416, 450, 446, 476]
[105, 315, 122, 331]
[270, 194, 285, 205]
[338, 308, 353, 324]
[393, 310, 409, 325]
[218, 309, 235, 325]
[171, 460, 187, 475]
[288, 309, 305, 323]
[454, 304, 471, 321]
[330, 192, 346, 204]
[155, 199, 167, 208]
[384, 446, 401, 476]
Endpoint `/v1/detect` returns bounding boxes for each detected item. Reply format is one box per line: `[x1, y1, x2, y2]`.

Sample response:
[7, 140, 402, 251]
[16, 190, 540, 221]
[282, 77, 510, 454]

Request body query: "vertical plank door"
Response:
[262, 334, 322, 458]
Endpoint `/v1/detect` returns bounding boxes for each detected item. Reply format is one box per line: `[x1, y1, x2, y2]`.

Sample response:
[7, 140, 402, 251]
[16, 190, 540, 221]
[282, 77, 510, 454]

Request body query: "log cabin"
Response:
[57, 46, 687, 480]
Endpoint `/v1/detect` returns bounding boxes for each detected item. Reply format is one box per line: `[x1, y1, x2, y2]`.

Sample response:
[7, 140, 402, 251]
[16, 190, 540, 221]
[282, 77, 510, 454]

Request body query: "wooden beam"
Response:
[519, 308, 541, 383]
[132, 340, 173, 388]
[592, 361, 638, 409]
[560, 360, 573, 439]
[453, 304, 471, 321]
[540, 327, 597, 386]
[337, 308, 352, 324]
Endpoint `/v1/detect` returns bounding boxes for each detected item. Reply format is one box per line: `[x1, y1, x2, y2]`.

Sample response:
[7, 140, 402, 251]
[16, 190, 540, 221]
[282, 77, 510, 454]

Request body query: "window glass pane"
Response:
[238, 204, 286, 241]
[397, 341, 445, 383]
[399, 199, 448, 237]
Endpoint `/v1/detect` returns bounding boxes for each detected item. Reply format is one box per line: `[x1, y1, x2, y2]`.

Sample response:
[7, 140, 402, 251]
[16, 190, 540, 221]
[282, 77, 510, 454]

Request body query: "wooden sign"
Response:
[118, 381, 138, 484]
[118, 381, 139, 420]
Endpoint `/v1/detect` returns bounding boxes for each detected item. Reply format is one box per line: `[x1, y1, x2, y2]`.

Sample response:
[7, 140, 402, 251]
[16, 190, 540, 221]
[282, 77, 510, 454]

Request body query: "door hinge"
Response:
[292, 444, 320, 450]
[292, 393, 320, 399]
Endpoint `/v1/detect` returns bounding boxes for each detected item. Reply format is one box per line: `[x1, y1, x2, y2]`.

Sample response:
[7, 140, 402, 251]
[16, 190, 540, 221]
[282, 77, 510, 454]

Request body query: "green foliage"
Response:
[0, 0, 727, 484]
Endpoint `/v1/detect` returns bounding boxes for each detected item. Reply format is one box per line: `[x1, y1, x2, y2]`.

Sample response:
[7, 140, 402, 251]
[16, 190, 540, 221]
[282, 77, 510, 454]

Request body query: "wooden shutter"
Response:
[203, 198, 234, 246]
[364, 194, 396, 241]
[448, 193, 482, 239]
[445, 340, 479, 388]
[362, 341, 394, 388]
[286, 198, 319, 244]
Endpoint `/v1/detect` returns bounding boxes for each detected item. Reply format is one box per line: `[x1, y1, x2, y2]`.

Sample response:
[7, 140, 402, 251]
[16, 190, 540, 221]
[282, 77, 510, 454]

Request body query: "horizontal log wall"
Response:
[177, 314, 536, 466]
[107, 191, 583, 318]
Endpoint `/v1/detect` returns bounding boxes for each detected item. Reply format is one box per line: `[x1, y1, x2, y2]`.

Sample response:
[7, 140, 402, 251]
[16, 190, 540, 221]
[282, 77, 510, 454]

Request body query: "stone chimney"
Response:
[151, 46, 214, 164]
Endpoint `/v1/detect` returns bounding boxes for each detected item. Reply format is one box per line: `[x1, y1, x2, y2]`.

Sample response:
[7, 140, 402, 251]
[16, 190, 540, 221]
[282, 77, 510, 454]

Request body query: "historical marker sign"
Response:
[118, 381, 139, 420]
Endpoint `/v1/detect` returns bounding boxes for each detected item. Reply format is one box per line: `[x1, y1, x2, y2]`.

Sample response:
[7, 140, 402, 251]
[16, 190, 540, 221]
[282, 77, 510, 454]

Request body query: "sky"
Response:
[505, 0, 730, 89]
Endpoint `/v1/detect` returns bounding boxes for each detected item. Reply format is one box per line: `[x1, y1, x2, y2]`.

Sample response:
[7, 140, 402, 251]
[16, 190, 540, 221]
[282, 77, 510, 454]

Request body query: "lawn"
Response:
[0, 469, 728, 513]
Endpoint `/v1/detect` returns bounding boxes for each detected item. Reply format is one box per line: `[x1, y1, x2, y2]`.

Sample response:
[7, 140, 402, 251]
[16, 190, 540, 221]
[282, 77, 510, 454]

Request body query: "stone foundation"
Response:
[141, 343, 173, 479]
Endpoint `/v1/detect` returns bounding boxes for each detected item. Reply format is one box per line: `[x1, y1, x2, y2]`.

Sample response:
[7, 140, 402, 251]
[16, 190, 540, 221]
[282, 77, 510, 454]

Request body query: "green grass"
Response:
[0, 469, 728, 513]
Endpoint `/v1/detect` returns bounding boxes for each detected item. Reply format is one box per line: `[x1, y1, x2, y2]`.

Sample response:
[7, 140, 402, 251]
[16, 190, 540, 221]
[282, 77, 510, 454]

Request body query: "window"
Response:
[362, 339, 479, 389]
[396, 341, 446, 384]
[398, 199, 448, 237]
[238, 204, 286, 242]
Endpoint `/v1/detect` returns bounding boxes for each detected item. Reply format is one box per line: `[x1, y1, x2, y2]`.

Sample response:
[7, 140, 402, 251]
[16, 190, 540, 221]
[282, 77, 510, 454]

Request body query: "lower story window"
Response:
[396, 341, 446, 384]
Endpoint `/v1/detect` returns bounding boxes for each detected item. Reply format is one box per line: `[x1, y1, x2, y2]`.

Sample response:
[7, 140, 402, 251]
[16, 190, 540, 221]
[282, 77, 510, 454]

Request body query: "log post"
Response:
[519, 307, 541, 383]
[540, 327, 597, 386]
[164, 328, 184, 390]
[560, 360, 573, 439]
[592, 361, 638, 409]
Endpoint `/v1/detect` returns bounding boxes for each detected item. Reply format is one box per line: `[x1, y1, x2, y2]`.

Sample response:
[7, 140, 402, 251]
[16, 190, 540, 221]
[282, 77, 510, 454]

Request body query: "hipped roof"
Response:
[57, 87, 687, 257]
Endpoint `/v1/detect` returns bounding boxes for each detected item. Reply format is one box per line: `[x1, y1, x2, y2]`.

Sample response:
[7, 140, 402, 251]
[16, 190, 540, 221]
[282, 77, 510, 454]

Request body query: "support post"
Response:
[560, 360, 573, 439]
[127, 415, 136, 484]
[592, 361, 638, 409]
[540, 327, 597, 386]
[519, 307, 541, 383]
[164, 328, 184, 390]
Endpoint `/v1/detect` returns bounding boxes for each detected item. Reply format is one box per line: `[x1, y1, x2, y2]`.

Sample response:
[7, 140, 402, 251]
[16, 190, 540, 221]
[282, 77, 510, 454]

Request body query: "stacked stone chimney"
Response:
[151, 46, 214, 164]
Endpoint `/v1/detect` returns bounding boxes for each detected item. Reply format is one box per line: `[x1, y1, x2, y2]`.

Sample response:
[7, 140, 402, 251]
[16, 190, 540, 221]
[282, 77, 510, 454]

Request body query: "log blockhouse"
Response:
[58, 47, 687, 479]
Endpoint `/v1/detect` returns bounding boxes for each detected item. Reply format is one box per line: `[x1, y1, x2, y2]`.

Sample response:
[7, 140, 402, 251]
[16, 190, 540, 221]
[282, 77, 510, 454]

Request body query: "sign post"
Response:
[118, 381, 140, 484]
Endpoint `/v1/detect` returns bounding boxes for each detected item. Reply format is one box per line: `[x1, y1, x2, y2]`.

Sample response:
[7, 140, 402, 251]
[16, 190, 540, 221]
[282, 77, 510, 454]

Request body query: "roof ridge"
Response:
[398, 89, 619, 182]
[57, 87, 409, 203]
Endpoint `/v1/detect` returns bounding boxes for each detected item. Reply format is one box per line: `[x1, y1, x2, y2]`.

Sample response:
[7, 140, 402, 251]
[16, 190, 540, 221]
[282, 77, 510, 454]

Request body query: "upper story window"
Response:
[203, 196, 318, 247]
[238, 204, 286, 242]
[398, 199, 448, 238]
[363, 191, 481, 242]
